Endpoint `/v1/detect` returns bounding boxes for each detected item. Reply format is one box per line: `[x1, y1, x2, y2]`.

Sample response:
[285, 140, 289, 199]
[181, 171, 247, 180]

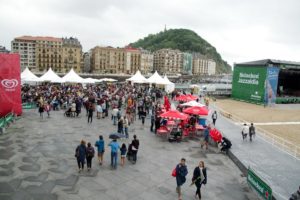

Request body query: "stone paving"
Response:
[0, 109, 257, 200]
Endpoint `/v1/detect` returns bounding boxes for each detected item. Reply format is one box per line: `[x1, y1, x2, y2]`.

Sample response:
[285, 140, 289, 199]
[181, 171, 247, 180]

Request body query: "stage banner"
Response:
[265, 67, 280, 106]
[0, 53, 22, 117]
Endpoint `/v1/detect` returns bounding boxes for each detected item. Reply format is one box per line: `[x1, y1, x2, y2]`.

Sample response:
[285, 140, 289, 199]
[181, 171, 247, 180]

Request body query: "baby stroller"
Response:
[126, 144, 134, 162]
[64, 107, 72, 117]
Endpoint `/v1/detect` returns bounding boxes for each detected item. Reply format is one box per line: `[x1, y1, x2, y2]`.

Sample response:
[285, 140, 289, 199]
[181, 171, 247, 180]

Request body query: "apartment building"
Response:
[61, 37, 82, 73]
[153, 49, 183, 75]
[140, 49, 153, 75]
[193, 54, 216, 75]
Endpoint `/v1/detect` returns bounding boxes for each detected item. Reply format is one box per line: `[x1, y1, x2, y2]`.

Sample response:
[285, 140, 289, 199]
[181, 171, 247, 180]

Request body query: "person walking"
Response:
[242, 123, 249, 141]
[118, 117, 124, 135]
[192, 161, 207, 199]
[108, 139, 120, 169]
[75, 140, 87, 172]
[44, 102, 51, 118]
[87, 103, 94, 123]
[95, 135, 105, 165]
[86, 142, 95, 171]
[212, 111, 217, 126]
[150, 112, 155, 132]
[120, 143, 127, 167]
[38, 103, 44, 119]
[131, 135, 139, 164]
[175, 158, 188, 200]
[140, 108, 146, 125]
[124, 116, 129, 138]
[201, 126, 210, 150]
[112, 107, 119, 125]
[249, 123, 256, 142]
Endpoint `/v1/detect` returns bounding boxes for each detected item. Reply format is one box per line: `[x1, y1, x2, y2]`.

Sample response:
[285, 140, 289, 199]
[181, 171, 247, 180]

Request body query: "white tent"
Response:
[38, 68, 64, 83]
[147, 71, 167, 85]
[163, 75, 175, 93]
[21, 67, 40, 82]
[83, 78, 97, 84]
[126, 70, 148, 83]
[181, 100, 205, 107]
[62, 69, 85, 83]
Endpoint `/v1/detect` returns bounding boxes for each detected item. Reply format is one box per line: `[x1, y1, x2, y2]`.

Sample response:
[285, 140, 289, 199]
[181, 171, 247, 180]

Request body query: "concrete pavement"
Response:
[0, 109, 257, 200]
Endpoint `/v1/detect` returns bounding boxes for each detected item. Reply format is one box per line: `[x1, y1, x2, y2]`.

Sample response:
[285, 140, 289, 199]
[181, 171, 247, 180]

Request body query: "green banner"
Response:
[247, 168, 272, 200]
[232, 65, 267, 104]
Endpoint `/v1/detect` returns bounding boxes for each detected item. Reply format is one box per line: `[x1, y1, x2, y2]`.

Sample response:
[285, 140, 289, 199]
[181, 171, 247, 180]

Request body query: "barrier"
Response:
[22, 102, 37, 109]
[218, 107, 300, 160]
[0, 112, 15, 134]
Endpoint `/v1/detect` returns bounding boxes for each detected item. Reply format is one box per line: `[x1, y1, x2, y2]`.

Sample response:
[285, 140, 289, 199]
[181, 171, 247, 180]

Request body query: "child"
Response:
[120, 143, 127, 166]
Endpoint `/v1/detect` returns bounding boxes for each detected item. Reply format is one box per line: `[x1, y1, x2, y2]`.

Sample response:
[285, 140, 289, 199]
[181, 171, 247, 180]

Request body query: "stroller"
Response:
[64, 107, 72, 117]
[126, 144, 134, 162]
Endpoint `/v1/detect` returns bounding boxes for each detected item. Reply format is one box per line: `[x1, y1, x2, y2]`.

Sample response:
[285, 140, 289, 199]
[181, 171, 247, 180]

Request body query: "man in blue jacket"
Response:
[176, 158, 188, 200]
[108, 139, 120, 169]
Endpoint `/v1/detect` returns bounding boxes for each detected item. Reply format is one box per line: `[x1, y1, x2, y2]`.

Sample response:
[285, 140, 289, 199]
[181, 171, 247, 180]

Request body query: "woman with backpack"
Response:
[86, 142, 95, 171]
[192, 161, 207, 200]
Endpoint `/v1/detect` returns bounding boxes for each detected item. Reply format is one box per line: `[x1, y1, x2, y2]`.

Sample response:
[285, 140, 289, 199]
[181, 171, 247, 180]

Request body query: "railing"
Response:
[0, 112, 16, 133]
[218, 107, 300, 160]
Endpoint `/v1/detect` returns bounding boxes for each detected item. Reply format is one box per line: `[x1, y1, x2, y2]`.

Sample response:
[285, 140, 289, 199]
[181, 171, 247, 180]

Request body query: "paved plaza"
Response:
[0, 109, 257, 200]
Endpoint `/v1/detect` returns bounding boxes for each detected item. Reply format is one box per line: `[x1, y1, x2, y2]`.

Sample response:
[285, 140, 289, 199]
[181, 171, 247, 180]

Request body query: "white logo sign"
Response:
[1, 79, 18, 91]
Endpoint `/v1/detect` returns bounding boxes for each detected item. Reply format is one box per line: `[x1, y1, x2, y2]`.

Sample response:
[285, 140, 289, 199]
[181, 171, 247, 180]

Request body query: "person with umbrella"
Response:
[108, 139, 120, 169]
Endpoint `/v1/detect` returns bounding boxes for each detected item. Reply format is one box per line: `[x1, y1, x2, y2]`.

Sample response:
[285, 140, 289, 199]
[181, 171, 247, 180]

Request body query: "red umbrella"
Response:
[209, 128, 222, 142]
[183, 106, 209, 116]
[160, 110, 189, 120]
[185, 94, 198, 101]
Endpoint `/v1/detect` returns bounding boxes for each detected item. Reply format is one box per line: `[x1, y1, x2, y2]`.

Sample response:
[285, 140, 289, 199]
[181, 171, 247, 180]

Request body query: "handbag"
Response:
[172, 168, 177, 177]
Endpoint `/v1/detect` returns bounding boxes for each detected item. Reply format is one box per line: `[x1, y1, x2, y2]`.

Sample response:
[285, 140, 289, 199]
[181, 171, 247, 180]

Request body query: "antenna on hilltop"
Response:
[164, 24, 167, 32]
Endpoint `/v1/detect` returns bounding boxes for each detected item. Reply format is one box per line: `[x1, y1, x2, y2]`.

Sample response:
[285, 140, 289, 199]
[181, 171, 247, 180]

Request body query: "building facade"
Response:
[61, 37, 82, 73]
[11, 36, 83, 73]
[140, 49, 154, 75]
[153, 49, 183, 75]
[192, 54, 216, 75]
[125, 47, 141, 74]
[11, 36, 37, 71]
[0, 46, 10, 53]
[182, 52, 193, 75]
[91, 46, 127, 74]
[83, 52, 91, 73]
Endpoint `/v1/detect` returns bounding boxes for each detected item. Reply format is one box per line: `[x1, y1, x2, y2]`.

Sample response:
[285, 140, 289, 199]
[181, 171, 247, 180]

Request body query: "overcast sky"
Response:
[1, 0, 299, 66]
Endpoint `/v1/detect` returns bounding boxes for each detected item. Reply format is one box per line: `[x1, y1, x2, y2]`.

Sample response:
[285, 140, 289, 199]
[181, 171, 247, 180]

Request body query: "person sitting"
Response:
[220, 137, 232, 154]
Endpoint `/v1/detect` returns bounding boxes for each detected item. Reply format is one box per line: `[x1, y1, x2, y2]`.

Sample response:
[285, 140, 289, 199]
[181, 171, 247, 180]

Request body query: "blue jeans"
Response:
[113, 116, 117, 125]
[111, 152, 118, 168]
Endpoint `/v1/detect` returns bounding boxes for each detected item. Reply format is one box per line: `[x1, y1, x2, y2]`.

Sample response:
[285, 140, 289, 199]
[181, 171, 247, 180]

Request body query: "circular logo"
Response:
[1, 79, 19, 89]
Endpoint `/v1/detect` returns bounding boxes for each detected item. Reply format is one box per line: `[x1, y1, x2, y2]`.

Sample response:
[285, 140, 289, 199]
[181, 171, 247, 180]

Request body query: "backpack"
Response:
[87, 147, 94, 157]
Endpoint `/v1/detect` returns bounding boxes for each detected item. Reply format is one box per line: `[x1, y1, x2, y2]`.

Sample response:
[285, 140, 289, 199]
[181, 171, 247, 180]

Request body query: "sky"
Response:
[1, 0, 299, 66]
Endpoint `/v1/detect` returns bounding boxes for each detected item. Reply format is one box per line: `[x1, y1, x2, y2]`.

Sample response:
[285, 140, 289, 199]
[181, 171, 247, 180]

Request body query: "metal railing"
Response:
[218, 107, 300, 160]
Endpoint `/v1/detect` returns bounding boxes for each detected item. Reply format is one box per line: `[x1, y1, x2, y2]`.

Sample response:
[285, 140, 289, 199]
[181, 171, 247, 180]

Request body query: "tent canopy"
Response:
[147, 71, 167, 85]
[21, 67, 40, 82]
[62, 69, 84, 83]
[126, 70, 148, 83]
[163, 75, 175, 93]
[39, 68, 63, 83]
[100, 78, 117, 82]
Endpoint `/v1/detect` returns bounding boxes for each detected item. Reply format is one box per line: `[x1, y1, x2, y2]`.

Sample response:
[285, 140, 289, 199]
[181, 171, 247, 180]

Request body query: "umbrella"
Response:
[209, 128, 222, 142]
[175, 94, 198, 102]
[160, 110, 189, 120]
[183, 106, 209, 116]
[181, 100, 205, 107]
[109, 133, 126, 140]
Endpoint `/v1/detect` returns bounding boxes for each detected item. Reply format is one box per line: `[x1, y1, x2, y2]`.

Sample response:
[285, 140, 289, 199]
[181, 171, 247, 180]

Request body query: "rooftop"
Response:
[15, 36, 62, 42]
[236, 59, 300, 67]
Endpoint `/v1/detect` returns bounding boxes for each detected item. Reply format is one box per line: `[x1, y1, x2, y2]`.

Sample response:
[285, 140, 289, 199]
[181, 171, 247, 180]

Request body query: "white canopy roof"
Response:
[39, 68, 64, 83]
[163, 75, 174, 85]
[181, 100, 205, 107]
[21, 67, 40, 82]
[147, 71, 167, 85]
[83, 78, 97, 84]
[62, 69, 85, 83]
[126, 70, 148, 83]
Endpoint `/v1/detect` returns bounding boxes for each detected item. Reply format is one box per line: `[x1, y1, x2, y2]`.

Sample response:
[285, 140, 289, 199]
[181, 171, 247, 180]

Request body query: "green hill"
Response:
[130, 29, 231, 74]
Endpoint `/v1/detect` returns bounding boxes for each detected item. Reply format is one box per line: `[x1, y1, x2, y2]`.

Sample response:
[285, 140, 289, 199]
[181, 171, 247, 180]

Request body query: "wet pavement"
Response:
[0, 109, 257, 200]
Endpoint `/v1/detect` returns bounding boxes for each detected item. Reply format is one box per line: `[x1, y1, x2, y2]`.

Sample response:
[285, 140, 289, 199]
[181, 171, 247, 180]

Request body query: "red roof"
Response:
[15, 36, 62, 42]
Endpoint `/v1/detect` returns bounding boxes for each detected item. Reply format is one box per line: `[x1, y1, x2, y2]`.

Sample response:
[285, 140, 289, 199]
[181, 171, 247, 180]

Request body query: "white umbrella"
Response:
[181, 100, 205, 107]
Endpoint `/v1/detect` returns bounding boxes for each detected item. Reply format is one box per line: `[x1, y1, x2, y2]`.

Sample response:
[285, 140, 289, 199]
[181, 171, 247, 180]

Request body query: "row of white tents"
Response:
[21, 68, 175, 92]
[126, 70, 175, 93]
[21, 67, 117, 84]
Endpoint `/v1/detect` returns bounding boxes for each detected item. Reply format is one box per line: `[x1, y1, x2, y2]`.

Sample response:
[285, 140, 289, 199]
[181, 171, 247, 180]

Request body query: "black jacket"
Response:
[192, 167, 207, 186]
